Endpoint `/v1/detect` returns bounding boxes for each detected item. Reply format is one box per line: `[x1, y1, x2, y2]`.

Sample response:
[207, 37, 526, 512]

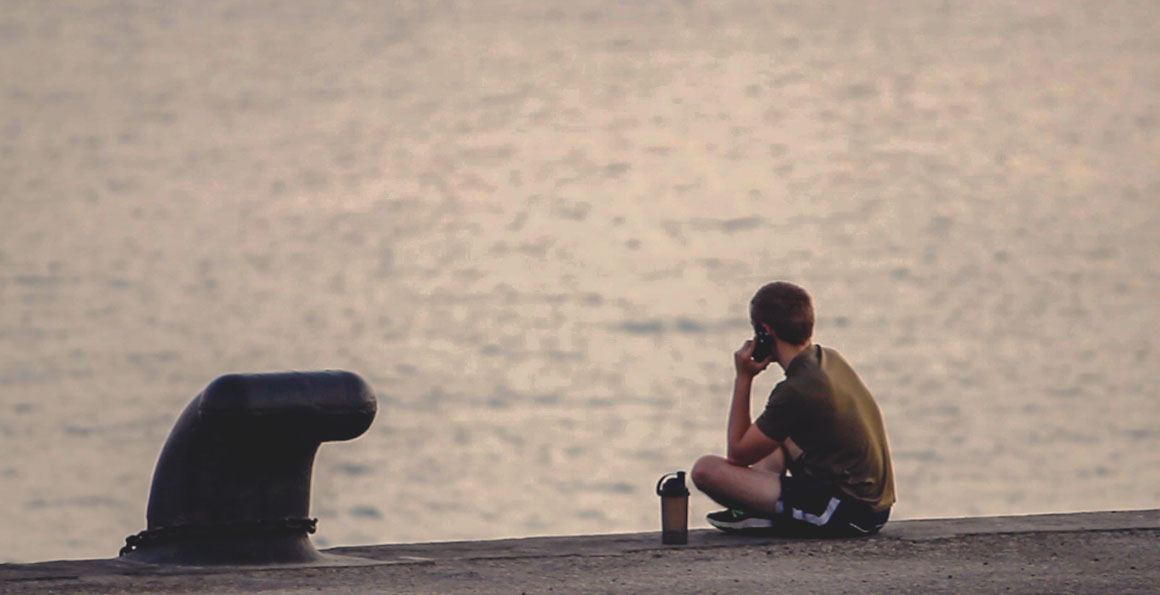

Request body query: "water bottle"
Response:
[656, 471, 689, 545]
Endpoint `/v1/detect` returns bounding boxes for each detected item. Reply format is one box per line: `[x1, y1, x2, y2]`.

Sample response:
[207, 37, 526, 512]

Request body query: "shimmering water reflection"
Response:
[1, 0, 1158, 563]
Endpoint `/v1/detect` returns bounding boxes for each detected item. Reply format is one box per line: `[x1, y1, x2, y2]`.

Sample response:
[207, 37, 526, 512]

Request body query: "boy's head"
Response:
[750, 281, 814, 346]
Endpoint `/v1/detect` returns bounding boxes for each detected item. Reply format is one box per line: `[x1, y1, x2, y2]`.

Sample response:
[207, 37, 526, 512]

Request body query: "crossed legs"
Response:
[690, 438, 803, 516]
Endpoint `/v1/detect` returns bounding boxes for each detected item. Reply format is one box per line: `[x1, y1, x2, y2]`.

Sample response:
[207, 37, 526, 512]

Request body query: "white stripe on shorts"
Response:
[791, 496, 841, 526]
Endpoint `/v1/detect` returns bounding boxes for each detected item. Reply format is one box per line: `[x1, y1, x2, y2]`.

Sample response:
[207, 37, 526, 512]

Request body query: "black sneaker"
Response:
[706, 508, 776, 534]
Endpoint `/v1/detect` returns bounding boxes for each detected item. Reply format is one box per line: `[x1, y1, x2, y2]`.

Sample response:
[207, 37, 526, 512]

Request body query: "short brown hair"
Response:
[750, 282, 814, 345]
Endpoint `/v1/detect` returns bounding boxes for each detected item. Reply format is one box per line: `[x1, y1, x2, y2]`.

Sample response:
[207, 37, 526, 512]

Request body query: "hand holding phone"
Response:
[751, 323, 774, 362]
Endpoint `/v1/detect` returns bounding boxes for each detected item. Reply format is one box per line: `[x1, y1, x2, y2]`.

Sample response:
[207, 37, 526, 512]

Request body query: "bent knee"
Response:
[690, 455, 728, 490]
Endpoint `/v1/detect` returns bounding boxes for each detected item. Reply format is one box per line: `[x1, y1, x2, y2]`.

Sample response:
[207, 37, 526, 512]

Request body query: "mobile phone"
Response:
[752, 323, 774, 362]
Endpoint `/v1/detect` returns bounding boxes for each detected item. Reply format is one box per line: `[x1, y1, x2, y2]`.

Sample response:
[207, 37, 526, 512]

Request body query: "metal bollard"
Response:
[119, 370, 377, 565]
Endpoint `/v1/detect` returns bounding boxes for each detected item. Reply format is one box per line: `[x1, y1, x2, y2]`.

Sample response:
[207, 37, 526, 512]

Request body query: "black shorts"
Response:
[775, 457, 890, 537]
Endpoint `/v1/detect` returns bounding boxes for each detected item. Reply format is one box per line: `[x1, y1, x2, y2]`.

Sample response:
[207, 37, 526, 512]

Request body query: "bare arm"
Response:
[726, 340, 782, 466]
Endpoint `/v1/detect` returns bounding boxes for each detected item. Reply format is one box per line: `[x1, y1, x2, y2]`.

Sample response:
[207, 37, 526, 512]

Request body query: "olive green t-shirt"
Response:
[755, 345, 896, 512]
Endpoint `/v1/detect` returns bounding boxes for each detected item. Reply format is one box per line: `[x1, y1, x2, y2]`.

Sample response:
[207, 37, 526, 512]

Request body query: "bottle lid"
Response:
[656, 471, 690, 497]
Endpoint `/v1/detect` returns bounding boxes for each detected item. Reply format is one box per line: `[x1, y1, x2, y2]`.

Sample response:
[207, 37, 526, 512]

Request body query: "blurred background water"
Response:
[1, 0, 1158, 563]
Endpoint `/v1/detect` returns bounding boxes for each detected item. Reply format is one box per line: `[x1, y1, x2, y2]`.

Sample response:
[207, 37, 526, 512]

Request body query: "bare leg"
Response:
[690, 455, 781, 516]
[691, 438, 804, 515]
[752, 446, 787, 475]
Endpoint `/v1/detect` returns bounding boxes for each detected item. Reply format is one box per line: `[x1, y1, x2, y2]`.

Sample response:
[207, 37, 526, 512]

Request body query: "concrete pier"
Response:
[3, 510, 1157, 593]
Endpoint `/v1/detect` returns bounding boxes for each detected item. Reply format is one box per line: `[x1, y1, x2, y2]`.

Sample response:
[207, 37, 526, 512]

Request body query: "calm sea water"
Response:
[1, 1, 1158, 563]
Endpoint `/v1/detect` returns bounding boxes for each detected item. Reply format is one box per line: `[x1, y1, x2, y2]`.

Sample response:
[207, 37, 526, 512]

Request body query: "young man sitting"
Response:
[691, 281, 895, 536]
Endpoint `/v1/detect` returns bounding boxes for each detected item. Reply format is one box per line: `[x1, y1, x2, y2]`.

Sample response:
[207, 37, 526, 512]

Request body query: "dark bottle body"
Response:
[656, 472, 689, 545]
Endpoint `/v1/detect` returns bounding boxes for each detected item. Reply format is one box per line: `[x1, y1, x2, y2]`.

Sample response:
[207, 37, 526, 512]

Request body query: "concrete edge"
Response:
[878, 508, 1160, 541]
[325, 508, 1160, 562]
[3, 509, 1158, 583]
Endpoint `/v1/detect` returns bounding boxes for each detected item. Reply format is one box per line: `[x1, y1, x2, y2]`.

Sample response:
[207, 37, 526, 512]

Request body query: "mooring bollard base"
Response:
[120, 530, 325, 566]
